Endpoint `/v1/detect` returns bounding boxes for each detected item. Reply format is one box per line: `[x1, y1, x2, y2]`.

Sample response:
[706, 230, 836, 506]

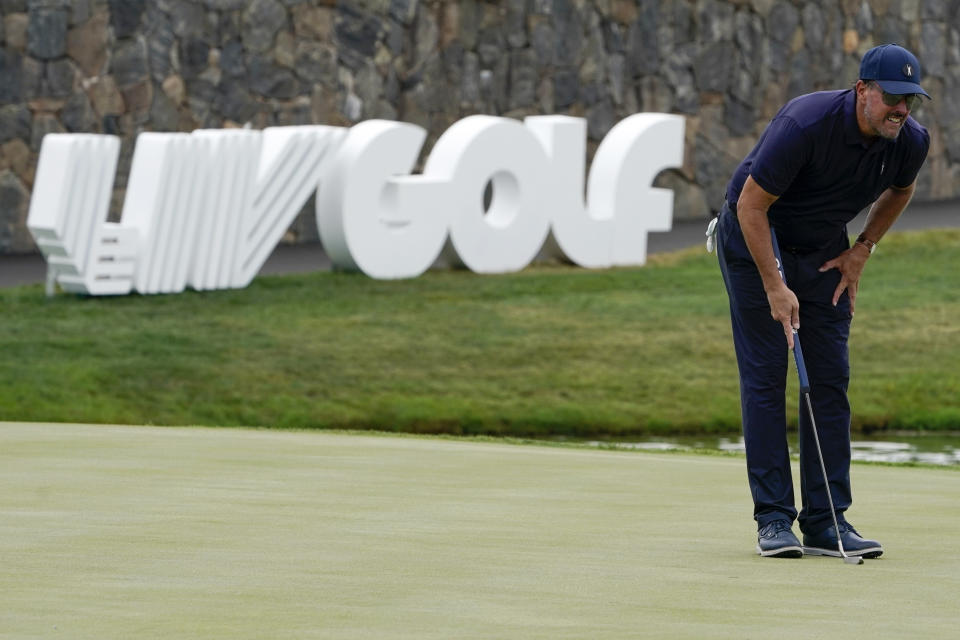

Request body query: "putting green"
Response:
[1, 422, 957, 639]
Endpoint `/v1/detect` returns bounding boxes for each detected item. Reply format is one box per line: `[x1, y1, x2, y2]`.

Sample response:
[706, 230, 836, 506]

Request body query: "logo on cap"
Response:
[903, 63, 913, 77]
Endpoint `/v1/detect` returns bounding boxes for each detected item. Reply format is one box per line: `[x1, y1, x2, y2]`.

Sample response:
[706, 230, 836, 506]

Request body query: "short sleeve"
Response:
[748, 117, 812, 197]
[892, 124, 930, 189]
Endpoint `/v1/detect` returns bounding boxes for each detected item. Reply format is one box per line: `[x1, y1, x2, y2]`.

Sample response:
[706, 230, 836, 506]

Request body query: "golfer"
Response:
[715, 44, 930, 558]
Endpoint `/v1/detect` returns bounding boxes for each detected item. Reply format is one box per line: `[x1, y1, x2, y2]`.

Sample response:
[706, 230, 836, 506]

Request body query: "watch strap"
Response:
[855, 233, 877, 254]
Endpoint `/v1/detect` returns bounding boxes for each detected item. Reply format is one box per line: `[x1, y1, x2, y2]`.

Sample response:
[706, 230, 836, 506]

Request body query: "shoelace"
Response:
[760, 520, 792, 537]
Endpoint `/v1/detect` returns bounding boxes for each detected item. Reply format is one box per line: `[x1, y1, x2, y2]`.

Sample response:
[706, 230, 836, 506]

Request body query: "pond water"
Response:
[583, 433, 960, 466]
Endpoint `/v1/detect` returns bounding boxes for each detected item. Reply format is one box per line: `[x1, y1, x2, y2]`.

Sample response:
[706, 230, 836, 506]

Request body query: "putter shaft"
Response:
[801, 385, 860, 563]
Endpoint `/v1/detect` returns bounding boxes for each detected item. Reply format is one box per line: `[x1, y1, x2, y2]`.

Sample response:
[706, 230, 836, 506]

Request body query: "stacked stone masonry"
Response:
[1, 0, 958, 254]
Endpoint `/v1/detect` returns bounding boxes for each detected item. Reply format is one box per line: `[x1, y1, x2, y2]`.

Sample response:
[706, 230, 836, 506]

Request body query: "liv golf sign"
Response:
[27, 113, 684, 296]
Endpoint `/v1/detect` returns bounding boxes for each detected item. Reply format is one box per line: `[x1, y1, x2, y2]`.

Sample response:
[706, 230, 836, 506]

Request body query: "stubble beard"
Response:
[863, 102, 904, 141]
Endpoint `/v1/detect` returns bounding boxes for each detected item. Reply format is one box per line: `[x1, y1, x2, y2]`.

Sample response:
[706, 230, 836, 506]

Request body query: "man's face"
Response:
[857, 80, 912, 140]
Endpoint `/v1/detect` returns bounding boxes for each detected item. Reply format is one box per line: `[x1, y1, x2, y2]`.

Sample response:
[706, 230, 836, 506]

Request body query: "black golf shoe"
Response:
[756, 520, 803, 558]
[802, 522, 883, 559]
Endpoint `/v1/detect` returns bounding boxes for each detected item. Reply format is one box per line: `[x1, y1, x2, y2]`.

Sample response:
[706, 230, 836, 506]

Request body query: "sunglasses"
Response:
[871, 82, 923, 111]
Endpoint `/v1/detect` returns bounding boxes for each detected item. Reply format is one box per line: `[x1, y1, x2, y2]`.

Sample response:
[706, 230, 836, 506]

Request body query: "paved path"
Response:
[2, 198, 956, 288]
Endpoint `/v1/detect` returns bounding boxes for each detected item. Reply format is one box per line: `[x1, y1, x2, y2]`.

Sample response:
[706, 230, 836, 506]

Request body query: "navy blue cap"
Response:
[859, 44, 930, 98]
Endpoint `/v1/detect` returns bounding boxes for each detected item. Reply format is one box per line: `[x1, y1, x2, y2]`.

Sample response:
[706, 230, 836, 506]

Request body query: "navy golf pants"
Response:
[716, 203, 853, 535]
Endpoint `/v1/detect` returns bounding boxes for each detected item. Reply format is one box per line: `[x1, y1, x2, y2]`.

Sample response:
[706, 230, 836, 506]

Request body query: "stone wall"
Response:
[1, 0, 958, 254]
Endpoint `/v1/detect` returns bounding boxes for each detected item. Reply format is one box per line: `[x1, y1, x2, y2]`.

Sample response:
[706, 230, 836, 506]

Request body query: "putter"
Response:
[770, 229, 864, 566]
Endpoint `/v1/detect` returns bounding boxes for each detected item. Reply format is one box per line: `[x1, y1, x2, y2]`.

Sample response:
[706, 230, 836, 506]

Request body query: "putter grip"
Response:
[769, 227, 812, 394]
[792, 334, 811, 394]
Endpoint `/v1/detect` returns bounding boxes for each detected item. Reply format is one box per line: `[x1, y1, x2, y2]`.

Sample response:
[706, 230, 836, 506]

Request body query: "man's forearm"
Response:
[736, 176, 785, 293]
[859, 183, 916, 244]
[735, 174, 799, 343]
[738, 206, 786, 293]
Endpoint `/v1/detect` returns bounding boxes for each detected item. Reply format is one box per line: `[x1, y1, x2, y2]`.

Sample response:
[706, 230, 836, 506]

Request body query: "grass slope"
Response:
[1, 422, 957, 639]
[1, 229, 958, 436]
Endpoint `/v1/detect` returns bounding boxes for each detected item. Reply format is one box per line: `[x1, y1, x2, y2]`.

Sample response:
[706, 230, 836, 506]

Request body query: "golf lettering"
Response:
[27, 113, 685, 296]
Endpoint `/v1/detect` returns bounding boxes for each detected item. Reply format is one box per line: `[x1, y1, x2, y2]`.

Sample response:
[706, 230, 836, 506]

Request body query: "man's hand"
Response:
[818, 244, 870, 315]
[766, 282, 800, 349]
[824, 181, 916, 315]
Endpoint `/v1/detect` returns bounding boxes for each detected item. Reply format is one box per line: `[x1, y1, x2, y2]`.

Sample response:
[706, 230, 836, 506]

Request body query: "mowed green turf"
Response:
[2, 422, 957, 639]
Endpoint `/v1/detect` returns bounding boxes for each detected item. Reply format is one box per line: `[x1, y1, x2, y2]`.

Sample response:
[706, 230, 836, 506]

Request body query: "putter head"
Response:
[843, 555, 864, 565]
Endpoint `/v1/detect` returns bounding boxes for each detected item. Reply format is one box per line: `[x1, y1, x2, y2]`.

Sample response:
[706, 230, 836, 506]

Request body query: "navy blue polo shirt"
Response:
[725, 89, 930, 249]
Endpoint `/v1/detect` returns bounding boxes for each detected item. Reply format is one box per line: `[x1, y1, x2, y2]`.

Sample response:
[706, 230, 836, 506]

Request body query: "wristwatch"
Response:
[855, 233, 877, 254]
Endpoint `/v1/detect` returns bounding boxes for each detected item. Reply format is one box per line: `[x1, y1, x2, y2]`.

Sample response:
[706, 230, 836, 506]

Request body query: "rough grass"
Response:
[0, 229, 958, 437]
